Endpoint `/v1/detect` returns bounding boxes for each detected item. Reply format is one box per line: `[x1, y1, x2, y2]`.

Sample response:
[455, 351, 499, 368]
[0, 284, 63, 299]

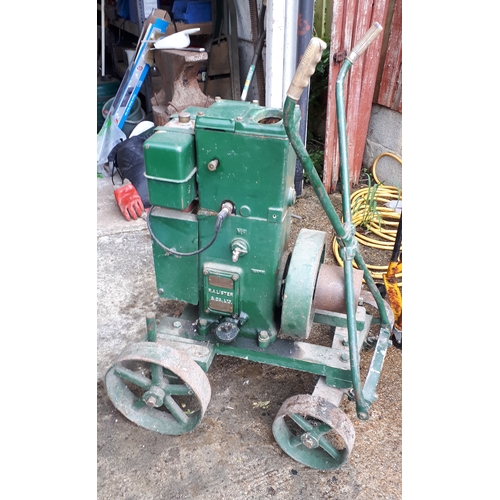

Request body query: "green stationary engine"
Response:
[145, 99, 303, 345]
[105, 29, 393, 471]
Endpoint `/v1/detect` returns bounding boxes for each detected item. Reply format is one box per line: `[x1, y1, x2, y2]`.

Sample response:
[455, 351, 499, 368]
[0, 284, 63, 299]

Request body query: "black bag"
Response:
[108, 128, 155, 208]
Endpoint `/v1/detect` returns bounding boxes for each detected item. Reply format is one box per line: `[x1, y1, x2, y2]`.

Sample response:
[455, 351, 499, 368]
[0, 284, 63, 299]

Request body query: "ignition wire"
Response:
[147, 202, 233, 257]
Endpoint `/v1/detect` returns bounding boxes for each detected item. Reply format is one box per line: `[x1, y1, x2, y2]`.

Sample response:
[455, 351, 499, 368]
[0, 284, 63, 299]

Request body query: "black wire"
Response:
[390, 214, 402, 262]
[146, 205, 225, 257]
[110, 161, 123, 186]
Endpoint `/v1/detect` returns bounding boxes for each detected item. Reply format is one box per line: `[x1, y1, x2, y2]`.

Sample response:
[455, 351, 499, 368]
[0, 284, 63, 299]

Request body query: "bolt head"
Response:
[207, 159, 219, 171]
[301, 433, 319, 449]
[145, 396, 157, 407]
[258, 330, 269, 341]
[143, 386, 165, 408]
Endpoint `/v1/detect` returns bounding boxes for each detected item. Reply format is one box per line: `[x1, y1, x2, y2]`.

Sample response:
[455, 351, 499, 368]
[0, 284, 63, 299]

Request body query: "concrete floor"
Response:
[97, 175, 402, 499]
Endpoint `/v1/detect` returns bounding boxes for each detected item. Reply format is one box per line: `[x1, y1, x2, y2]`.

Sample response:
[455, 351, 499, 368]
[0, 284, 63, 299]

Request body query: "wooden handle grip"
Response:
[347, 23, 383, 64]
[286, 37, 327, 101]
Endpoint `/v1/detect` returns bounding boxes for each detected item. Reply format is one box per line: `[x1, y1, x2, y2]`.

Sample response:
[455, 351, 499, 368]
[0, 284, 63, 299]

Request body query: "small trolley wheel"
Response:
[105, 342, 211, 435]
[272, 394, 355, 470]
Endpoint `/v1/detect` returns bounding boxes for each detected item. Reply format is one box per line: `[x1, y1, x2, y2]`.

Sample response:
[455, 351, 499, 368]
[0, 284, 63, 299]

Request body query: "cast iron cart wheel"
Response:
[105, 342, 211, 435]
[272, 394, 355, 470]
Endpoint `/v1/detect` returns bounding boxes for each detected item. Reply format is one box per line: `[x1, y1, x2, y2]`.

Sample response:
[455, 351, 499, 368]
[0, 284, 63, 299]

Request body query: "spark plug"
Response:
[217, 202, 234, 222]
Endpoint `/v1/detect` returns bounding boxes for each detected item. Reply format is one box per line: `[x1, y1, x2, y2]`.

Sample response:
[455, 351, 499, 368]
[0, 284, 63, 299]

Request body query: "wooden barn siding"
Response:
[375, 0, 402, 112]
[322, 0, 397, 192]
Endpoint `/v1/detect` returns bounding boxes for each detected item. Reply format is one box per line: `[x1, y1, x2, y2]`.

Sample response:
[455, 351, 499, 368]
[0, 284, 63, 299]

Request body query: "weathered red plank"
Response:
[323, 0, 390, 191]
[394, 64, 402, 112]
[323, 0, 345, 193]
[323, 0, 357, 192]
[377, 0, 401, 109]
[342, 0, 358, 116]
[351, 0, 390, 183]
[345, 0, 373, 184]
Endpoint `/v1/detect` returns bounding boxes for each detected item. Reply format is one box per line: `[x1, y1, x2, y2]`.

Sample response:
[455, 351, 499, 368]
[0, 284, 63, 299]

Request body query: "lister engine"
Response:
[145, 99, 308, 345]
[105, 31, 392, 472]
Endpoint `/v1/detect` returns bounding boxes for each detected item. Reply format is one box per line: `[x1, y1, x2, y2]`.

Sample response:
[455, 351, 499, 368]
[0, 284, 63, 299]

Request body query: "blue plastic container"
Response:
[172, 0, 211, 23]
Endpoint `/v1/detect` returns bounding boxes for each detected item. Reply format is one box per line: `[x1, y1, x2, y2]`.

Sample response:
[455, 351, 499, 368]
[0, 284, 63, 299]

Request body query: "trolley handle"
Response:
[286, 37, 327, 102]
[347, 22, 383, 64]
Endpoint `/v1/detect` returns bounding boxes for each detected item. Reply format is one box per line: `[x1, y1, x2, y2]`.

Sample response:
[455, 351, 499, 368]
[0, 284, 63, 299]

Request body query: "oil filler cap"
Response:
[178, 111, 191, 123]
[215, 321, 239, 344]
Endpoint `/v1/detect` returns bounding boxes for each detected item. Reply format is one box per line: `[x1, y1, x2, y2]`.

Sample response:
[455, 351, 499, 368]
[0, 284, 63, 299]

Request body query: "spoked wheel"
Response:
[105, 342, 211, 435]
[272, 394, 355, 470]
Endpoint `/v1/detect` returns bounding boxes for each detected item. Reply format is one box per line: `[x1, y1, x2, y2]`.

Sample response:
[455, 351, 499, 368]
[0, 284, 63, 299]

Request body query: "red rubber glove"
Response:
[114, 183, 144, 221]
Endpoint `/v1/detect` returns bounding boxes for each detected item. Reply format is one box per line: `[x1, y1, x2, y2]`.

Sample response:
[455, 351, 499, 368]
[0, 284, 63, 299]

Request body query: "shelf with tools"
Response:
[98, 2, 214, 116]
[98, 0, 251, 133]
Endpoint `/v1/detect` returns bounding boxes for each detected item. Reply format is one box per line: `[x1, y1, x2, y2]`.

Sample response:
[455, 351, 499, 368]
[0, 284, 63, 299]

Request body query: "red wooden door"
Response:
[375, 0, 402, 112]
[322, 0, 391, 192]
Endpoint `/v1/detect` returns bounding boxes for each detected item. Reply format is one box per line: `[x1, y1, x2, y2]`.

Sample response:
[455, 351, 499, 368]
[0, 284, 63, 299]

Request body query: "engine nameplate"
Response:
[203, 265, 241, 316]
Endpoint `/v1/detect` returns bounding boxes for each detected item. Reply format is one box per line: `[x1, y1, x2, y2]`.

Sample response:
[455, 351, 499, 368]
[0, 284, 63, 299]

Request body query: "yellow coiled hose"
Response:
[332, 153, 402, 285]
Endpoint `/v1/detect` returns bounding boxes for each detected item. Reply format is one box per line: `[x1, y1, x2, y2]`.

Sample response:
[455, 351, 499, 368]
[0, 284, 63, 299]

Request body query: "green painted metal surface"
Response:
[195, 100, 299, 219]
[283, 52, 392, 419]
[148, 207, 199, 304]
[284, 95, 372, 418]
[105, 342, 211, 435]
[144, 128, 197, 210]
[105, 31, 399, 473]
[281, 229, 326, 338]
[144, 99, 301, 343]
[142, 94, 389, 411]
[196, 210, 292, 340]
[214, 336, 353, 389]
[313, 308, 365, 331]
[188, 100, 300, 340]
[151, 301, 372, 390]
[272, 394, 355, 470]
[362, 324, 391, 403]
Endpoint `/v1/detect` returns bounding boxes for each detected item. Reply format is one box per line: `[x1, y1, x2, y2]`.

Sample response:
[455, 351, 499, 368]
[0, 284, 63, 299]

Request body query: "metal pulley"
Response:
[281, 228, 363, 338]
